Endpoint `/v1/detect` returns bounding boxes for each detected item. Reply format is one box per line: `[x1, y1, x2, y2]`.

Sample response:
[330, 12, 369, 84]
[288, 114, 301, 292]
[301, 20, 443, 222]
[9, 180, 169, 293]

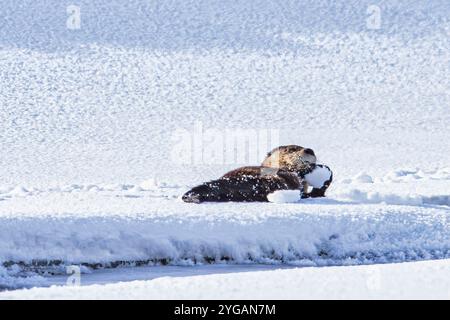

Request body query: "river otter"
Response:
[182, 145, 332, 203]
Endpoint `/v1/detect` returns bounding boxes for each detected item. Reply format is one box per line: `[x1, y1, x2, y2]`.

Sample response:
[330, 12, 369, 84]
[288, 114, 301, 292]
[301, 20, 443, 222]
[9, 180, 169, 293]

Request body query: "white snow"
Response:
[354, 173, 374, 184]
[304, 165, 332, 188]
[267, 190, 301, 203]
[0, 0, 449, 297]
[2, 259, 450, 300]
[0, 169, 449, 285]
[1, 1, 449, 188]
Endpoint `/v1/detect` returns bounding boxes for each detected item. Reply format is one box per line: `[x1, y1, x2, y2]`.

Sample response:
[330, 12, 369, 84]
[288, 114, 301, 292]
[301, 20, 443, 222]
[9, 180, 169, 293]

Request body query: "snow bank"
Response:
[1, 167, 449, 284]
[1, 198, 449, 274]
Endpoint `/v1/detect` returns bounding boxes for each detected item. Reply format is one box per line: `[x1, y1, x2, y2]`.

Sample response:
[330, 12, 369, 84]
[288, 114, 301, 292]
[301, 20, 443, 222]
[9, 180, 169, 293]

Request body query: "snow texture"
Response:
[0, 168, 449, 282]
[0, 0, 449, 187]
[0, 0, 449, 295]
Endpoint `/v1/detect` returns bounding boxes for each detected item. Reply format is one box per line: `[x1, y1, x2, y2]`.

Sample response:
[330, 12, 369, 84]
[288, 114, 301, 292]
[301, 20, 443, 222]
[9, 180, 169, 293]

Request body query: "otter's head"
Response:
[261, 145, 316, 172]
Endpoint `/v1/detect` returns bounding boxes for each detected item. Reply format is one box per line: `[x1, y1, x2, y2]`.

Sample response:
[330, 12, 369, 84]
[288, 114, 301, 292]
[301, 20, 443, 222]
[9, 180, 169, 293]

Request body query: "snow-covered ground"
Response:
[0, 0, 449, 298]
[1, 168, 449, 292]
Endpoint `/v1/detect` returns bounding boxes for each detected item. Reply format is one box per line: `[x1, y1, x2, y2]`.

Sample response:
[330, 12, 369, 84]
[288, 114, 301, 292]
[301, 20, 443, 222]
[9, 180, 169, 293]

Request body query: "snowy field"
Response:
[0, 0, 449, 298]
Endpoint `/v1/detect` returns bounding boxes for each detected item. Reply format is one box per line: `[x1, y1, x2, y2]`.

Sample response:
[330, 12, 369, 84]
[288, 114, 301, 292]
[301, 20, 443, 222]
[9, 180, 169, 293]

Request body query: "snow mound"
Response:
[354, 173, 374, 184]
[1, 198, 450, 279]
[267, 190, 301, 203]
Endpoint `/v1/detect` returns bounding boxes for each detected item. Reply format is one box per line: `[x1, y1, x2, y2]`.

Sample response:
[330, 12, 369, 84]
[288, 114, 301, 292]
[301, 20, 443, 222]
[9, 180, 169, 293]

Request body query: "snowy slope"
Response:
[0, 0, 449, 187]
[2, 259, 450, 299]
[0, 0, 449, 296]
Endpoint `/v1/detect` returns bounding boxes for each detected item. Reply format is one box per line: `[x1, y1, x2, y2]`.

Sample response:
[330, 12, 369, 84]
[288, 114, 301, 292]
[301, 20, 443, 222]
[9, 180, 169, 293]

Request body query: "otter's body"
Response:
[182, 145, 332, 203]
[182, 166, 302, 203]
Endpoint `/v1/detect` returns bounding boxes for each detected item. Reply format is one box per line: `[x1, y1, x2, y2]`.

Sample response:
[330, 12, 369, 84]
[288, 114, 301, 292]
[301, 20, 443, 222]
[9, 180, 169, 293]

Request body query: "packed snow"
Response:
[0, 0, 449, 297]
[267, 190, 302, 203]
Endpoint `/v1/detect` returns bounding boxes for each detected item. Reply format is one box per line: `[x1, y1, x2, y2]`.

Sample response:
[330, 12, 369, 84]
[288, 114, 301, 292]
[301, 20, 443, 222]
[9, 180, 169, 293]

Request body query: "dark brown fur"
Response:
[182, 166, 302, 203]
[182, 145, 330, 203]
